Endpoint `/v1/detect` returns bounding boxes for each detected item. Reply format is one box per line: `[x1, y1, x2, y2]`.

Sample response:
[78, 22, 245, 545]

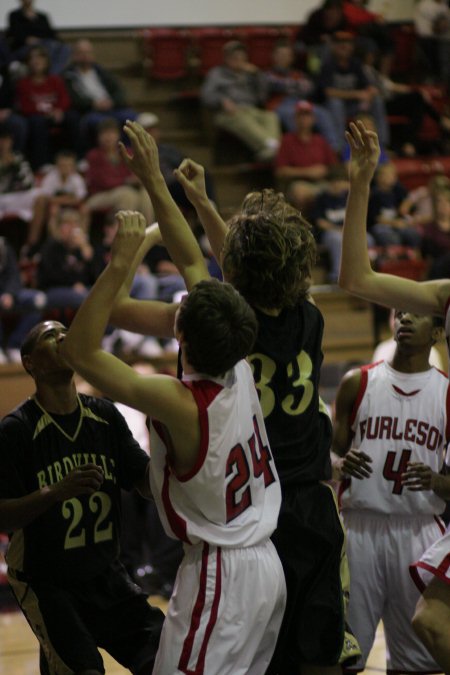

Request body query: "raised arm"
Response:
[174, 158, 228, 263]
[119, 121, 209, 291]
[61, 212, 189, 425]
[339, 121, 450, 316]
[109, 222, 178, 338]
[331, 368, 373, 481]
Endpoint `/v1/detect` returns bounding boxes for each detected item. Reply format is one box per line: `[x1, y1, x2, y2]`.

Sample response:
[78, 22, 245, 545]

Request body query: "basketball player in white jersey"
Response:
[333, 309, 450, 673]
[339, 120, 450, 674]
[61, 209, 286, 673]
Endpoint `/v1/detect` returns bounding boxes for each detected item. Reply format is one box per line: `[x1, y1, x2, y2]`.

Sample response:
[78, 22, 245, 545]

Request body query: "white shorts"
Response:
[152, 539, 286, 675]
[343, 509, 445, 673]
[410, 527, 450, 593]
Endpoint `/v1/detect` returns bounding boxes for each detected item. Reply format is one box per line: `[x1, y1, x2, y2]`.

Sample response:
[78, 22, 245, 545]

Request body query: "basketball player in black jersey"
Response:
[0, 320, 164, 675]
[108, 120, 361, 675]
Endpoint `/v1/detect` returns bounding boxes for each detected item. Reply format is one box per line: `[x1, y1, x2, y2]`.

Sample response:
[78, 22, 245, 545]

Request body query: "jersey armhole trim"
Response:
[349, 366, 369, 427]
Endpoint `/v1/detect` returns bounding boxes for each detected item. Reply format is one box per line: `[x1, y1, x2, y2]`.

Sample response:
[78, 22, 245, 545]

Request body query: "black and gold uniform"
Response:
[250, 301, 359, 673]
[0, 394, 164, 674]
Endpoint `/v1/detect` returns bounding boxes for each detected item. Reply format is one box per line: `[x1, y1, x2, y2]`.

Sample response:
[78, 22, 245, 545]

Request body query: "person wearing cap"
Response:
[265, 40, 340, 152]
[200, 40, 280, 162]
[317, 30, 388, 153]
[275, 100, 337, 213]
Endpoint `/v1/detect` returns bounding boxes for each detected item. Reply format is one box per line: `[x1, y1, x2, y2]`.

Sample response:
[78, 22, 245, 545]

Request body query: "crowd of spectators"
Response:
[1, 0, 450, 358]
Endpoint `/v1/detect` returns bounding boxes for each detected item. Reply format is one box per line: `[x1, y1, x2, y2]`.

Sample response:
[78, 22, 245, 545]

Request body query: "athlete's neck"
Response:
[34, 379, 79, 415]
[389, 349, 432, 374]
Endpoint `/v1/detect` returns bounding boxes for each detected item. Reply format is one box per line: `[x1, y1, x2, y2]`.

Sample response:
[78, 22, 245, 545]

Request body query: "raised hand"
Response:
[402, 461, 435, 491]
[119, 120, 162, 187]
[110, 210, 146, 266]
[341, 449, 373, 480]
[174, 158, 208, 206]
[50, 463, 104, 501]
[345, 120, 380, 186]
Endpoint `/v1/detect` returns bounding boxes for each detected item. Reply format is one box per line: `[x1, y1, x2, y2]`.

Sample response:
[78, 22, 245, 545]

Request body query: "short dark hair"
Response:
[222, 189, 316, 309]
[176, 278, 257, 377]
[223, 40, 247, 58]
[27, 45, 51, 72]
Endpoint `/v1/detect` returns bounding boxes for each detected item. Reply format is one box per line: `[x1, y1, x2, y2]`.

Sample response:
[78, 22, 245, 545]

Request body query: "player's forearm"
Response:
[432, 473, 450, 501]
[62, 260, 128, 365]
[190, 194, 228, 264]
[141, 175, 208, 290]
[339, 179, 373, 294]
[134, 462, 153, 500]
[0, 488, 57, 531]
[112, 225, 161, 309]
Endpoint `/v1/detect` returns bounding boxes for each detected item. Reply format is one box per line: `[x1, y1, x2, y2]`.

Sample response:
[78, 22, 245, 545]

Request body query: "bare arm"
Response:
[339, 121, 450, 316]
[61, 212, 190, 425]
[332, 368, 373, 480]
[402, 462, 450, 501]
[109, 222, 178, 338]
[119, 122, 209, 291]
[174, 158, 228, 264]
[0, 464, 104, 531]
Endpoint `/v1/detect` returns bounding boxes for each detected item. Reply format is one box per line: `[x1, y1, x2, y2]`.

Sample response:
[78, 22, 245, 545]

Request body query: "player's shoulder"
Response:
[79, 393, 124, 423]
[0, 399, 36, 443]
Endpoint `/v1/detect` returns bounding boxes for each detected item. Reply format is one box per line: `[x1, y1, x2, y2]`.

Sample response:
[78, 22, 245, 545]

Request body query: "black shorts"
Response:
[8, 559, 165, 674]
[266, 482, 348, 674]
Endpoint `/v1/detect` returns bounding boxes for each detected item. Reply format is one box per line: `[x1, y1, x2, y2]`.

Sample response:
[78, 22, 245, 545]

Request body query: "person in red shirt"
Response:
[81, 118, 154, 232]
[15, 45, 79, 169]
[275, 100, 336, 212]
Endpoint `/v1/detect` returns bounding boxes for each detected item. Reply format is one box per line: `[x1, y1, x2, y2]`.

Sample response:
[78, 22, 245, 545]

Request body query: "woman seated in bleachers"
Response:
[14, 45, 79, 170]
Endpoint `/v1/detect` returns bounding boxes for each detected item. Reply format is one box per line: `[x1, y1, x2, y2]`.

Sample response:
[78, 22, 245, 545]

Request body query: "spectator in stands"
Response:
[400, 174, 450, 230]
[6, 0, 71, 74]
[37, 208, 95, 310]
[0, 50, 27, 152]
[64, 39, 136, 151]
[317, 30, 388, 152]
[136, 112, 216, 210]
[0, 124, 47, 254]
[368, 162, 422, 248]
[265, 41, 340, 151]
[201, 40, 280, 161]
[421, 188, 450, 279]
[0, 235, 46, 363]
[81, 118, 154, 232]
[275, 100, 337, 213]
[298, 0, 347, 71]
[40, 150, 87, 218]
[342, 0, 394, 75]
[414, 0, 450, 82]
[310, 163, 370, 282]
[361, 45, 450, 156]
[15, 45, 79, 169]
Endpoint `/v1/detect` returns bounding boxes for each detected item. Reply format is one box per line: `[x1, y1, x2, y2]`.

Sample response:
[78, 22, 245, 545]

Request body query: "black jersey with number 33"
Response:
[249, 300, 332, 486]
[0, 395, 149, 583]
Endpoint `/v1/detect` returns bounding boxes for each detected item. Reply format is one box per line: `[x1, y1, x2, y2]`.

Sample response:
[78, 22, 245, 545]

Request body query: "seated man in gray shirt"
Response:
[201, 40, 280, 161]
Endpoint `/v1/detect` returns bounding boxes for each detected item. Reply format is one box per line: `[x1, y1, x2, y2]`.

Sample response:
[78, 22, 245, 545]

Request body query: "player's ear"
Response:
[22, 354, 34, 377]
[430, 325, 444, 345]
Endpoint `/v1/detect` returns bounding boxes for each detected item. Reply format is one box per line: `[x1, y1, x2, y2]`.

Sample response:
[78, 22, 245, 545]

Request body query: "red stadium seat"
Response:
[140, 28, 190, 80]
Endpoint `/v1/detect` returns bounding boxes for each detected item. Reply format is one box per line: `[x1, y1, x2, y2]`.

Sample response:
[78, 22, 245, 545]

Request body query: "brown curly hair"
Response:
[222, 189, 316, 309]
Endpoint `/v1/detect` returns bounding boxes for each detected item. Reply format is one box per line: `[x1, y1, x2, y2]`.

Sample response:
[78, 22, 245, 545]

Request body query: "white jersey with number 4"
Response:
[341, 360, 450, 515]
[149, 359, 281, 547]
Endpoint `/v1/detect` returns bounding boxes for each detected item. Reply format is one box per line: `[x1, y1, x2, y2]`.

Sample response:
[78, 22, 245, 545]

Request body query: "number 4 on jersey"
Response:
[383, 449, 412, 495]
[226, 416, 276, 522]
